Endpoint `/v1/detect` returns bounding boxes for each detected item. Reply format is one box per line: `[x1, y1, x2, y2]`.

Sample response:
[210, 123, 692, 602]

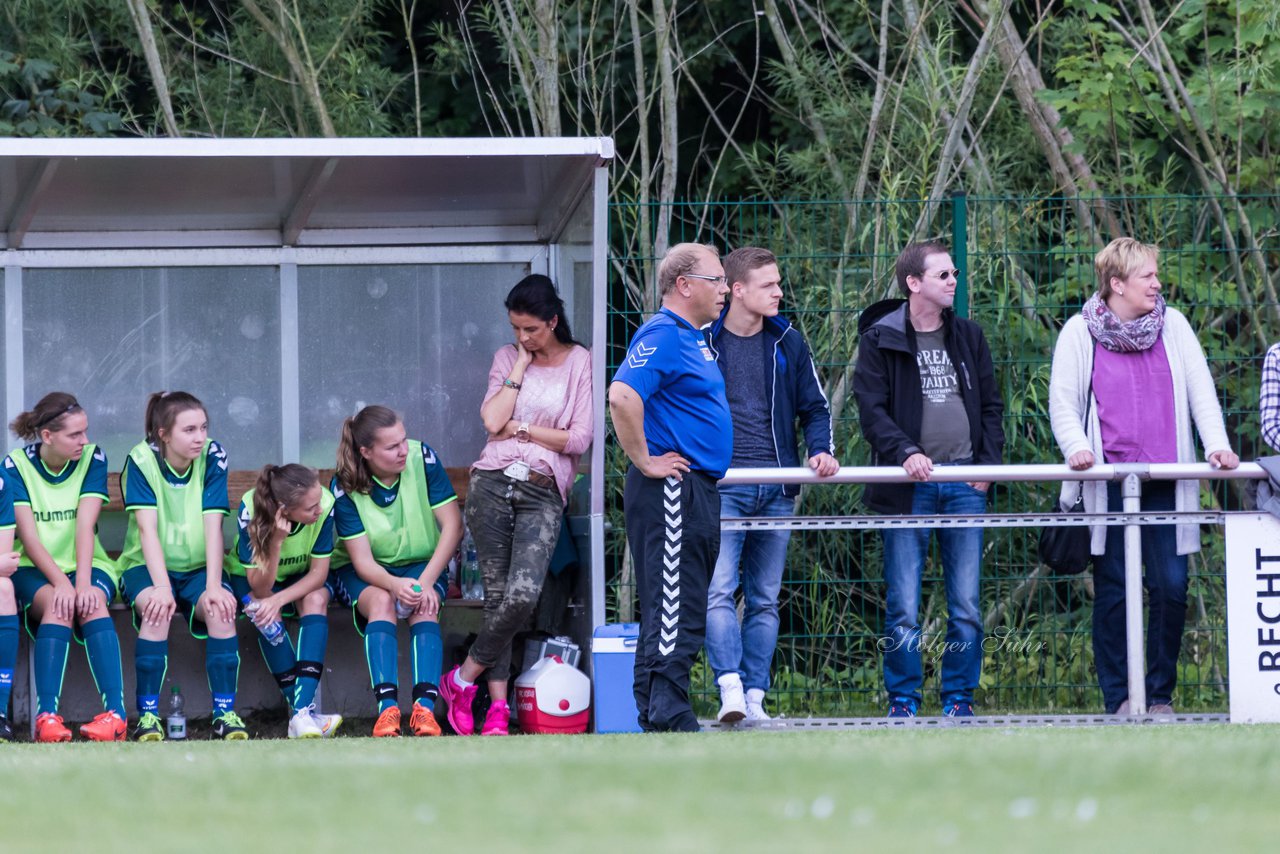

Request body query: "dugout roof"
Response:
[0, 137, 613, 249]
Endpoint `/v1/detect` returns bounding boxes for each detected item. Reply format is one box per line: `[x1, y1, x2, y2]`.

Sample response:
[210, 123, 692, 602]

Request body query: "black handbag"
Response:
[1039, 353, 1094, 575]
[1037, 493, 1091, 575]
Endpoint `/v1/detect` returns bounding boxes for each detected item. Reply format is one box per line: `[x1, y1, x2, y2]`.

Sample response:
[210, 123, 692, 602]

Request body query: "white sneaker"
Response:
[288, 707, 323, 739]
[716, 673, 746, 723]
[314, 712, 344, 738]
[745, 688, 771, 721]
[744, 688, 771, 721]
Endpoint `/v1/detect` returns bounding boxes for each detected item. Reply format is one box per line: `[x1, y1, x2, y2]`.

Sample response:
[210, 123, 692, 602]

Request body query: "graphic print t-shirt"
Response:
[914, 327, 972, 463]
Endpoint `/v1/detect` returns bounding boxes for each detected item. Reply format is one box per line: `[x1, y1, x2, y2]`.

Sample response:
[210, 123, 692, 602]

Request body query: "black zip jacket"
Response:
[852, 299, 1005, 514]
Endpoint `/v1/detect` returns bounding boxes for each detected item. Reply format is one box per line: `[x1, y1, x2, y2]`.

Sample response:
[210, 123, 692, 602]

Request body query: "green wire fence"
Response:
[605, 193, 1280, 716]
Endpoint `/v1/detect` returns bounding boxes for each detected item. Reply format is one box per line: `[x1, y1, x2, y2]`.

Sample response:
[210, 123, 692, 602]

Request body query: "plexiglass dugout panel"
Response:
[21, 267, 282, 467]
[297, 264, 530, 470]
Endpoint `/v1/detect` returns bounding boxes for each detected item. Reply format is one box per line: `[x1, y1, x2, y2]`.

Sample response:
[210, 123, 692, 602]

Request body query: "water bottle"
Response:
[395, 584, 422, 619]
[166, 685, 187, 740]
[461, 529, 483, 600]
[241, 594, 285, 646]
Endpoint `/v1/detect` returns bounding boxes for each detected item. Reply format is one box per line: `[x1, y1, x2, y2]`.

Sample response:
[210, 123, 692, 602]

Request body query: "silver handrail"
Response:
[719, 461, 1265, 485]
[717, 461, 1267, 717]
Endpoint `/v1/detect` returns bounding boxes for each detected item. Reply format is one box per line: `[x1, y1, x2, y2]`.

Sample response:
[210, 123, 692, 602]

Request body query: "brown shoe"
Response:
[1148, 703, 1175, 716]
[1114, 699, 1131, 715]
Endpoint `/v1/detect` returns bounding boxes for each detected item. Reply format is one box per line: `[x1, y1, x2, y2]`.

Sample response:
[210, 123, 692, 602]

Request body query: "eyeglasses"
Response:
[683, 272, 728, 286]
[928, 269, 961, 281]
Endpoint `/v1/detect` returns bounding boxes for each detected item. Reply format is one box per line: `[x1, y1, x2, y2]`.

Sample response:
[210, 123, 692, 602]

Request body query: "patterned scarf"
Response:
[1081, 292, 1166, 352]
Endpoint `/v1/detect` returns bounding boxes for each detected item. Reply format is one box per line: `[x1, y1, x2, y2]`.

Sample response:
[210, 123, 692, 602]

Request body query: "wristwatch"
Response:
[516, 421, 531, 443]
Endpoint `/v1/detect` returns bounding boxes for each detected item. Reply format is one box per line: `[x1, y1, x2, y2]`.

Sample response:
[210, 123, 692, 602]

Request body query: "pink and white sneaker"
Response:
[481, 699, 510, 736]
[438, 665, 478, 735]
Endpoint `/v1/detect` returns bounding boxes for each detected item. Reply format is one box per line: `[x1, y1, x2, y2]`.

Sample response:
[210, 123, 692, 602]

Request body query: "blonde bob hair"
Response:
[1095, 237, 1158, 300]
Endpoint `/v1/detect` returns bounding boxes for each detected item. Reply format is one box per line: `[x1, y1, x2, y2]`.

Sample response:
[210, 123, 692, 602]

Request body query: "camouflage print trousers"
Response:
[463, 468, 564, 678]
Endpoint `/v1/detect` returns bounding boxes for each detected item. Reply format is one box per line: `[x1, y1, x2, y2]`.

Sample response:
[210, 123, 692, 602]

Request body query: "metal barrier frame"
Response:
[719, 461, 1266, 716]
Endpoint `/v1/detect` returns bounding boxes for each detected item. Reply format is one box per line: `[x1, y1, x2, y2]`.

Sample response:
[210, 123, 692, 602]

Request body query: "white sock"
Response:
[453, 669, 474, 688]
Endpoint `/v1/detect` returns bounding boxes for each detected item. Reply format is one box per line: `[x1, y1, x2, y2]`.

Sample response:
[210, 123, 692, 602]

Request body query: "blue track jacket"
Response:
[710, 312, 834, 498]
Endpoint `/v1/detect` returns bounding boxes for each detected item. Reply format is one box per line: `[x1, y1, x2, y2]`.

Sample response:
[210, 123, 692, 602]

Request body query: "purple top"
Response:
[1093, 335, 1177, 463]
[472, 344, 593, 505]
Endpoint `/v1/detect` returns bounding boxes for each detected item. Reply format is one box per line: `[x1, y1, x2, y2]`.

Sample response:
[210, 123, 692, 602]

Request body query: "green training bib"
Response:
[226, 486, 335, 581]
[9, 444, 117, 581]
[334, 439, 445, 568]
[119, 440, 214, 575]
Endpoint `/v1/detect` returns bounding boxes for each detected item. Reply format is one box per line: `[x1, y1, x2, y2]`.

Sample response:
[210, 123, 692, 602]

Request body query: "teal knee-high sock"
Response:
[34, 623, 72, 715]
[410, 621, 442, 708]
[134, 638, 168, 715]
[0, 615, 20, 713]
[258, 632, 298, 711]
[294, 615, 329, 710]
[364, 621, 398, 712]
[206, 636, 240, 715]
[82, 617, 125, 716]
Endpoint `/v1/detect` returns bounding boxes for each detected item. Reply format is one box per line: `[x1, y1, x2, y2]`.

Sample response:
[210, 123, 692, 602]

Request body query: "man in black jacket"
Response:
[853, 240, 1004, 718]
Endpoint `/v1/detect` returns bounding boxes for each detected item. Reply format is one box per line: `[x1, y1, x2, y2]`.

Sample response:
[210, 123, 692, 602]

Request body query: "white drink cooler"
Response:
[513, 656, 591, 734]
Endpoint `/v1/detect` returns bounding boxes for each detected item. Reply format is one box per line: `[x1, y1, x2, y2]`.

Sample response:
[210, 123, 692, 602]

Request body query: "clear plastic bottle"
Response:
[166, 685, 187, 740]
[241, 594, 285, 646]
[461, 529, 483, 600]
[395, 584, 422, 619]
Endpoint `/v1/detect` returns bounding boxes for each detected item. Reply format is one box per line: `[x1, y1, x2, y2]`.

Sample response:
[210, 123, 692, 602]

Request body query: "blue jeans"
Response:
[880, 479, 987, 706]
[1093, 481, 1185, 713]
[706, 484, 797, 692]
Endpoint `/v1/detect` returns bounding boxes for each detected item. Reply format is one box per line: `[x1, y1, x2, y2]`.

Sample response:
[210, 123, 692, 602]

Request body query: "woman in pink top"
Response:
[439, 275, 592, 735]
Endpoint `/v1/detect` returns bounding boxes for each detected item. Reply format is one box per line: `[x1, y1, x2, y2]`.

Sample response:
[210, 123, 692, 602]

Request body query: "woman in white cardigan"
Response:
[1048, 237, 1238, 716]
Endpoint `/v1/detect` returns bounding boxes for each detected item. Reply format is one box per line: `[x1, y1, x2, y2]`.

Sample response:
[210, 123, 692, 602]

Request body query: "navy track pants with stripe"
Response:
[625, 467, 720, 731]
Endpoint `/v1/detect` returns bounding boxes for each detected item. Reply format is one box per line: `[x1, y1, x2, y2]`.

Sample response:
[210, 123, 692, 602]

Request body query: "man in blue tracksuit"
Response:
[706, 247, 838, 723]
[610, 242, 733, 733]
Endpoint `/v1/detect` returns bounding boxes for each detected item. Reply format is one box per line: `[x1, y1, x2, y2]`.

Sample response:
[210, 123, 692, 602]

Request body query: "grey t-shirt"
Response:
[915, 327, 972, 462]
[719, 329, 777, 467]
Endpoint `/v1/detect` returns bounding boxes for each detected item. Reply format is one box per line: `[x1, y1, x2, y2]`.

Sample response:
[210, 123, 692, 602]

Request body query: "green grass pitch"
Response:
[2, 725, 1276, 851]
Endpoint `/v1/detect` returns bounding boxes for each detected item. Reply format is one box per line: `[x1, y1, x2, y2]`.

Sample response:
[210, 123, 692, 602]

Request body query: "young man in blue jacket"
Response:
[708, 247, 838, 722]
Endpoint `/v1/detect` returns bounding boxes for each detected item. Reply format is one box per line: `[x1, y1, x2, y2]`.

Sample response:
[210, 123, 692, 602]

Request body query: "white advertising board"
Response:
[1225, 513, 1280, 723]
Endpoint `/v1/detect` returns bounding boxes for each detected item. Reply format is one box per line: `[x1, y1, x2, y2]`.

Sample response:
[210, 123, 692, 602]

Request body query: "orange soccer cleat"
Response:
[35, 712, 73, 743]
[372, 705, 402, 737]
[79, 711, 127, 742]
[409, 703, 442, 737]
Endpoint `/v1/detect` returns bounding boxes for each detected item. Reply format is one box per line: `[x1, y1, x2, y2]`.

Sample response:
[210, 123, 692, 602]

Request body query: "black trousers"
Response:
[625, 467, 721, 731]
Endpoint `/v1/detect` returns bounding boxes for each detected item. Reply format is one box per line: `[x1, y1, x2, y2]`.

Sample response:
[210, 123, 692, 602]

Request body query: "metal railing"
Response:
[719, 461, 1266, 716]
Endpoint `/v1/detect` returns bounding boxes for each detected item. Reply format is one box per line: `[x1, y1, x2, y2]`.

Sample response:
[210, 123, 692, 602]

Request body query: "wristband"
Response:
[502, 378, 522, 391]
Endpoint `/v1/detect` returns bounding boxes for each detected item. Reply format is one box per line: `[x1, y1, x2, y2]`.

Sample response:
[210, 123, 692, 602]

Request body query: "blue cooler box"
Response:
[592, 623, 641, 733]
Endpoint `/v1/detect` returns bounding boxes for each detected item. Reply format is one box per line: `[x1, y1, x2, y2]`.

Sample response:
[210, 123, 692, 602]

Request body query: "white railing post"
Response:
[1121, 470, 1147, 715]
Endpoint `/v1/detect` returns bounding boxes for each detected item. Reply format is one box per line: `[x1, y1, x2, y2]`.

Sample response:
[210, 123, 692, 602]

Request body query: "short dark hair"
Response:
[894, 240, 950, 297]
[724, 246, 778, 291]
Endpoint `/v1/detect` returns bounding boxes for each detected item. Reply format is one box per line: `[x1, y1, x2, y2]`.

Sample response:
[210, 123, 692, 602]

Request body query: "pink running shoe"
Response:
[481, 700, 510, 736]
[438, 665, 478, 735]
